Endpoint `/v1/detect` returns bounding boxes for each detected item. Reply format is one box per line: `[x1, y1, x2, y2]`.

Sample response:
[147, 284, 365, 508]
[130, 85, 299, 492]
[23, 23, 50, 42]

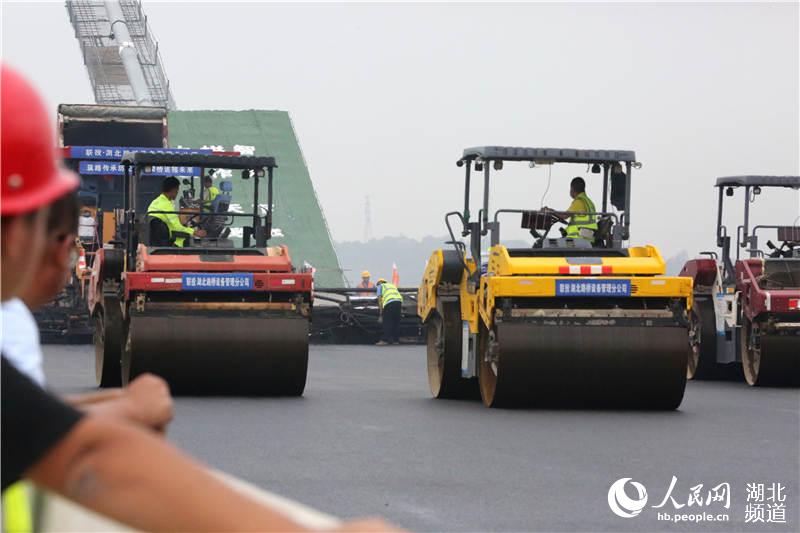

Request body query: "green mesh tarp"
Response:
[168, 110, 343, 286]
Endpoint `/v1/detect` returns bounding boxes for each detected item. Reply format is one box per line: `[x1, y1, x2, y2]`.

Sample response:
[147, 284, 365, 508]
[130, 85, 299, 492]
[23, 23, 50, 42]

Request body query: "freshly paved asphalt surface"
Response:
[45, 344, 798, 532]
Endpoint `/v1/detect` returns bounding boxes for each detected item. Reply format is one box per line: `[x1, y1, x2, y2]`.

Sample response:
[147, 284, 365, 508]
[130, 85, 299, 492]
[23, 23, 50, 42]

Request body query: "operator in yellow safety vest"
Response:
[201, 176, 220, 209]
[375, 278, 403, 346]
[563, 176, 597, 240]
[148, 177, 206, 247]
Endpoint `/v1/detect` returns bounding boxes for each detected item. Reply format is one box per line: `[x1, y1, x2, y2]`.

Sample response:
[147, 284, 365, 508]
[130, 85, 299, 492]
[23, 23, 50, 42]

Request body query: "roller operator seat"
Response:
[211, 181, 233, 213]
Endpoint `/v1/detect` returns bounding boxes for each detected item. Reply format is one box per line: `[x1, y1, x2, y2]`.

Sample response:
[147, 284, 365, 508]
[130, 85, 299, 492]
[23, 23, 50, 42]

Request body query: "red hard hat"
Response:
[1, 64, 78, 216]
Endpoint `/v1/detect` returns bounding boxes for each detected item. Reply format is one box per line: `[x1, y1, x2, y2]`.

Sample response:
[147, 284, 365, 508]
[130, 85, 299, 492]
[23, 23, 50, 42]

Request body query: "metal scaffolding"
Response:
[65, 0, 175, 109]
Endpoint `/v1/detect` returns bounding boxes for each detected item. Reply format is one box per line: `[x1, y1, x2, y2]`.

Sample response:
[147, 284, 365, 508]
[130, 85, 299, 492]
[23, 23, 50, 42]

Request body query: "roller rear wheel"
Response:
[477, 326, 502, 408]
[742, 318, 799, 386]
[426, 302, 478, 399]
[94, 296, 123, 387]
[687, 299, 717, 380]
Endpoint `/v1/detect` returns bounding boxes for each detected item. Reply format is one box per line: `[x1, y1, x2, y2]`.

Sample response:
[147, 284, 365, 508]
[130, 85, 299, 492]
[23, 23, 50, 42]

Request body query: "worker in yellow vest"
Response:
[147, 177, 206, 246]
[563, 177, 598, 240]
[201, 176, 220, 209]
[375, 279, 403, 346]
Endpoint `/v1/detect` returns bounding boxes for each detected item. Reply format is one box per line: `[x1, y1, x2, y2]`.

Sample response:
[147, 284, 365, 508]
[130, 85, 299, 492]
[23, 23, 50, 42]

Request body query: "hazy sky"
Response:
[2, 1, 798, 259]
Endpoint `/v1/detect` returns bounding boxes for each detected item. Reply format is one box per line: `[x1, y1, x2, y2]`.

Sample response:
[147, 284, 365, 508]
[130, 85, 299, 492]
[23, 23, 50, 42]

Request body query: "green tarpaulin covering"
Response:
[168, 110, 343, 286]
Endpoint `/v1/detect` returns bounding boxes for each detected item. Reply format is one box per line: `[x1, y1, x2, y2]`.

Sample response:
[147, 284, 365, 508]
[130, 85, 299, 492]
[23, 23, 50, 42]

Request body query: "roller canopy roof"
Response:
[122, 152, 277, 169]
[715, 176, 800, 188]
[59, 104, 167, 121]
[461, 146, 636, 164]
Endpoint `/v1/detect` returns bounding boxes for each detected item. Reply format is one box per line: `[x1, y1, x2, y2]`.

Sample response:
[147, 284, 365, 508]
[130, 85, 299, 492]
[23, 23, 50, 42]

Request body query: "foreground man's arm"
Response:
[3, 359, 400, 532]
[28, 417, 316, 532]
[65, 373, 174, 433]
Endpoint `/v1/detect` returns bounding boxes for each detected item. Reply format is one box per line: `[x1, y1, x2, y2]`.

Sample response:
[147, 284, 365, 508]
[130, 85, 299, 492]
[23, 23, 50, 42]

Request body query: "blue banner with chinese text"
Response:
[181, 273, 254, 291]
[555, 279, 631, 297]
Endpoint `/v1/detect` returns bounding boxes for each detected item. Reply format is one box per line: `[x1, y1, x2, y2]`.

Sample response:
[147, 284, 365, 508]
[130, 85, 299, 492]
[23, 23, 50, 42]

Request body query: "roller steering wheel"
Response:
[181, 213, 212, 242]
[543, 209, 569, 226]
[767, 240, 799, 258]
[186, 212, 216, 229]
[529, 209, 569, 242]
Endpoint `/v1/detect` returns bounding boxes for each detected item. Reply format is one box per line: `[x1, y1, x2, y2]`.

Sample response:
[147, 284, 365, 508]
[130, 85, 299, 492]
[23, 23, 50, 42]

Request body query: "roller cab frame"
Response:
[680, 176, 800, 385]
[80, 146, 236, 385]
[90, 151, 312, 395]
[418, 146, 692, 408]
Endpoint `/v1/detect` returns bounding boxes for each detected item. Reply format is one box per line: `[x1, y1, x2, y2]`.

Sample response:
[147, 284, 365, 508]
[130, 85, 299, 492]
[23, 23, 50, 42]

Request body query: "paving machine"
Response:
[90, 151, 312, 394]
[418, 146, 693, 408]
[36, 104, 168, 342]
[681, 176, 799, 386]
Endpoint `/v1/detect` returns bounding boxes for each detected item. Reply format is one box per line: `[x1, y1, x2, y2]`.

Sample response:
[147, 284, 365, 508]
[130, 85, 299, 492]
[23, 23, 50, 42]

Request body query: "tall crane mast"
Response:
[65, 0, 175, 109]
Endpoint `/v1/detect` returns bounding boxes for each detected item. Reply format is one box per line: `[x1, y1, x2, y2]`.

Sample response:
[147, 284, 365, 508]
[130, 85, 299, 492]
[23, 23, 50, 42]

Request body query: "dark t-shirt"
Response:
[1, 356, 84, 490]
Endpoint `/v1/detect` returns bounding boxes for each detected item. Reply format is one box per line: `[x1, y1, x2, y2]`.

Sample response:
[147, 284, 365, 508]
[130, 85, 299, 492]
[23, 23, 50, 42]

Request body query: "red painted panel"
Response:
[125, 271, 312, 295]
[139, 244, 294, 273]
[679, 258, 717, 286]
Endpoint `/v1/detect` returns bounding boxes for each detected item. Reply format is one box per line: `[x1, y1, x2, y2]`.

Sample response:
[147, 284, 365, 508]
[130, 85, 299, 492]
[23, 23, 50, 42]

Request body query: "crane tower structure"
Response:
[65, 0, 175, 109]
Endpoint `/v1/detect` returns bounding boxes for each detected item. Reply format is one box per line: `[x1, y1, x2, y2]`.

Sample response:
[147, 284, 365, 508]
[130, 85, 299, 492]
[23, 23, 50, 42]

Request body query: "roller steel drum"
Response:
[123, 312, 308, 396]
[479, 322, 688, 409]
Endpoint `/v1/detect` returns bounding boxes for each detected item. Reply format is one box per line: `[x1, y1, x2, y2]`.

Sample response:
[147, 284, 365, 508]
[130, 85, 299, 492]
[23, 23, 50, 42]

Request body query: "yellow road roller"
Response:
[418, 146, 693, 408]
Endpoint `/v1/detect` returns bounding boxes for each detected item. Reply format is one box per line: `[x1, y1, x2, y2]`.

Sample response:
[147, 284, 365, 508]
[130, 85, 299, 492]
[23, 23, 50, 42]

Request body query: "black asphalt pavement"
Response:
[43, 344, 799, 532]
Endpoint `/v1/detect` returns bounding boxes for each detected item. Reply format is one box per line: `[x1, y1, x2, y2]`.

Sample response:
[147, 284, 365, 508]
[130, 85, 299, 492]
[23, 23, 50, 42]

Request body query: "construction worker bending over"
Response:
[376, 278, 403, 346]
[358, 270, 374, 295]
[148, 177, 206, 246]
[563, 176, 597, 240]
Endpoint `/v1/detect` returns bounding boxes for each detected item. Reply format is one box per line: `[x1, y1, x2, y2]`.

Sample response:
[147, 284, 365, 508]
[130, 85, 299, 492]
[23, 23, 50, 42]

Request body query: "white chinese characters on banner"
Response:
[233, 145, 256, 156]
[213, 168, 233, 180]
[187, 144, 288, 242]
[199, 144, 255, 156]
[198, 144, 257, 180]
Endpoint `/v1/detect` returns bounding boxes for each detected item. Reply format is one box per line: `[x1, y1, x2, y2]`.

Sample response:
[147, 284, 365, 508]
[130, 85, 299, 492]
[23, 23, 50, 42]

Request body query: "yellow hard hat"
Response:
[377, 278, 387, 284]
[361, 270, 371, 278]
